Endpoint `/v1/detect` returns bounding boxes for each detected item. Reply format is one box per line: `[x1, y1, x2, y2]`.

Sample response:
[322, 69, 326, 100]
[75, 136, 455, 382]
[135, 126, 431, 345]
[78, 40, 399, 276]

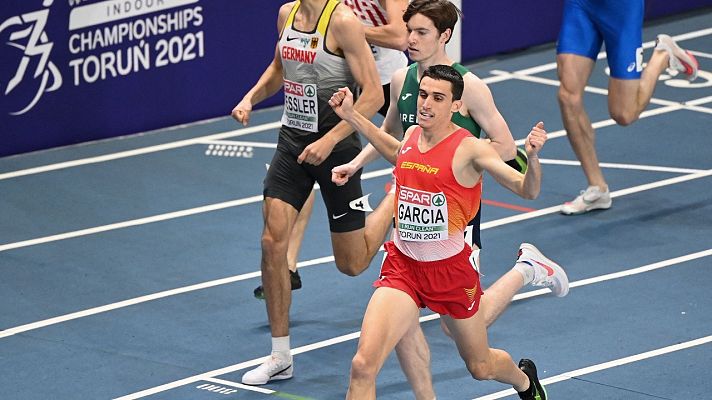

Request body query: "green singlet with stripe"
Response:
[397, 63, 482, 138]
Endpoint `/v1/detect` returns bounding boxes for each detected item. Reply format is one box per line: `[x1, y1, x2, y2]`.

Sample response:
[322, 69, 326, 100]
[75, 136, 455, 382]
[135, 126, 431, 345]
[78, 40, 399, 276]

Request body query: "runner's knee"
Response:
[335, 257, 367, 277]
[350, 353, 378, 382]
[466, 359, 493, 381]
[557, 85, 583, 110]
[609, 108, 638, 126]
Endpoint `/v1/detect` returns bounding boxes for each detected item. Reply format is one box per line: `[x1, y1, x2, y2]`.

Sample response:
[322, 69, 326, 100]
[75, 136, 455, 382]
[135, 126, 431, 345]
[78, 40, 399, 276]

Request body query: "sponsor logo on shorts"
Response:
[349, 193, 373, 212]
[332, 212, 347, 220]
[465, 283, 479, 311]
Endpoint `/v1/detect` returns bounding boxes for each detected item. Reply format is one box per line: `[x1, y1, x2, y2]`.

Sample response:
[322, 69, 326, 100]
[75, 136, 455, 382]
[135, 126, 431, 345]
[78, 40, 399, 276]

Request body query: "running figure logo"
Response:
[1, 0, 62, 115]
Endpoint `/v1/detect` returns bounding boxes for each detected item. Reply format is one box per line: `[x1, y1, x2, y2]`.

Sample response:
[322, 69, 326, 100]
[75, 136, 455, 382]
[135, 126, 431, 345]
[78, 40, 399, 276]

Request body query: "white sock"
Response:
[513, 262, 534, 286]
[271, 336, 291, 360]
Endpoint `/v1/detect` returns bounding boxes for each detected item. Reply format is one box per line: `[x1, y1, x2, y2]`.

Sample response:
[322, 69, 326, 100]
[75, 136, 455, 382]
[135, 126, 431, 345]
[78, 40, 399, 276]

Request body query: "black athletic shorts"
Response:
[467, 206, 482, 250]
[264, 137, 366, 233]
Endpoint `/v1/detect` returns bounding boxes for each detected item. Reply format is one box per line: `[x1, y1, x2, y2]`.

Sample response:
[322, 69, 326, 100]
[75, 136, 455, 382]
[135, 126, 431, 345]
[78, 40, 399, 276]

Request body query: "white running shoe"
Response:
[655, 34, 699, 81]
[241, 354, 293, 385]
[517, 243, 569, 297]
[561, 185, 612, 215]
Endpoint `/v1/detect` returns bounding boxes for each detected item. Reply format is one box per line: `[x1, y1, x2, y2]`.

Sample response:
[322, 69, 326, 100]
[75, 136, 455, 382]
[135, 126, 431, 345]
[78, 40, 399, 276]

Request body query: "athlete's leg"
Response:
[442, 311, 529, 390]
[243, 148, 314, 385]
[557, 53, 604, 190]
[253, 190, 314, 300]
[331, 191, 395, 276]
[394, 326, 436, 400]
[260, 197, 299, 337]
[347, 287, 420, 400]
[394, 244, 568, 397]
[607, 50, 669, 126]
[287, 190, 315, 272]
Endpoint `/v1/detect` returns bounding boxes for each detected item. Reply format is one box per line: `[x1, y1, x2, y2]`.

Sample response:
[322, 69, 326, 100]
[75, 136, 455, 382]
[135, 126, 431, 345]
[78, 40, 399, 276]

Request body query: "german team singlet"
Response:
[279, 0, 360, 151]
[343, 0, 407, 85]
[394, 127, 482, 261]
[397, 63, 482, 138]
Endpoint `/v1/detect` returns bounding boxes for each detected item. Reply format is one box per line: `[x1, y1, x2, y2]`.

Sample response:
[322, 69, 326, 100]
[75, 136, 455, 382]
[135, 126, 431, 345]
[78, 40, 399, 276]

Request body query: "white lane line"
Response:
[0, 168, 393, 253]
[2, 169, 711, 339]
[689, 50, 712, 59]
[491, 70, 712, 114]
[0, 122, 281, 181]
[539, 159, 706, 174]
[481, 168, 712, 230]
[473, 335, 712, 400]
[0, 196, 264, 253]
[203, 377, 275, 395]
[113, 249, 712, 400]
[197, 140, 278, 149]
[511, 28, 712, 76]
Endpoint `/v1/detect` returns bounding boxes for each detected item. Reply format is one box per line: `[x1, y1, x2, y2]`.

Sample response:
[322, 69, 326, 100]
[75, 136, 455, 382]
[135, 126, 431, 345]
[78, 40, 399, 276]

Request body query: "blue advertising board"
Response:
[1, 0, 282, 156]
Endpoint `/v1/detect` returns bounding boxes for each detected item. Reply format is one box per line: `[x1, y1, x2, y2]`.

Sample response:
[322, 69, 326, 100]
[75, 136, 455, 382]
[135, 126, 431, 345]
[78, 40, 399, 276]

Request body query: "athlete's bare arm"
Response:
[461, 73, 517, 160]
[330, 67, 407, 185]
[230, 3, 293, 126]
[459, 122, 546, 199]
[330, 87, 402, 165]
[297, 4, 383, 165]
[362, 0, 409, 51]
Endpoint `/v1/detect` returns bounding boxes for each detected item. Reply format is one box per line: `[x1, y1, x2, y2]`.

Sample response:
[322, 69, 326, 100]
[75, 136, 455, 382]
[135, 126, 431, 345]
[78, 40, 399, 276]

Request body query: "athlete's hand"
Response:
[298, 136, 337, 166]
[524, 121, 546, 157]
[329, 87, 355, 121]
[331, 162, 359, 186]
[231, 99, 252, 126]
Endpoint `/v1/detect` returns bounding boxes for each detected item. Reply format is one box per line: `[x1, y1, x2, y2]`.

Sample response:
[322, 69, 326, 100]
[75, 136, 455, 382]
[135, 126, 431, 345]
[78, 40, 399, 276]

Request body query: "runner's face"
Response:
[416, 77, 458, 129]
[406, 14, 444, 61]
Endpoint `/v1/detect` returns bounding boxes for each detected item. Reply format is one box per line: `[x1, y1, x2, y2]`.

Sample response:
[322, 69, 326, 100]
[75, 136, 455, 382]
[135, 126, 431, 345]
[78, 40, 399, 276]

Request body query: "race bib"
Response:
[396, 186, 448, 242]
[282, 79, 318, 132]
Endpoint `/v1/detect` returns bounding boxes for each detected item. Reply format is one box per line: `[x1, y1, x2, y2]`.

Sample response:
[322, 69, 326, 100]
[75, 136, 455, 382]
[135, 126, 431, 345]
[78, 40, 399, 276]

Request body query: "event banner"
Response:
[1, 0, 281, 156]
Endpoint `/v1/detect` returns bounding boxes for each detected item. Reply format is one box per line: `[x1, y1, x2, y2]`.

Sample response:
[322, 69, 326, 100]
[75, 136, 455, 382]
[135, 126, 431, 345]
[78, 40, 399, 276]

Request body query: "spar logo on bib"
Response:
[397, 186, 448, 242]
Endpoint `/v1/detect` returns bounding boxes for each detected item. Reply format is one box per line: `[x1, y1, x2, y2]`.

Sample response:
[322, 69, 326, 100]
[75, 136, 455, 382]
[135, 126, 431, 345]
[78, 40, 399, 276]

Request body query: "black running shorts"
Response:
[264, 140, 366, 233]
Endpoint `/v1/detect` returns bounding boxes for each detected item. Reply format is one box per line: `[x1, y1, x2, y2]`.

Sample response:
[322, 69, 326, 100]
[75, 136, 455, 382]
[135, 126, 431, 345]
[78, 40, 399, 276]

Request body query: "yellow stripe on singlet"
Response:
[285, 1, 300, 28]
[317, 0, 340, 36]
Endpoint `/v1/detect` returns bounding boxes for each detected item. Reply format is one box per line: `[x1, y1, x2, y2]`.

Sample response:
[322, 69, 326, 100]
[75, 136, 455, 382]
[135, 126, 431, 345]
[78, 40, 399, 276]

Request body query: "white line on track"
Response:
[113, 248, 712, 399]
[689, 49, 712, 59]
[490, 70, 712, 115]
[473, 334, 712, 400]
[197, 140, 278, 149]
[203, 377, 275, 395]
[538, 160, 705, 174]
[0, 122, 281, 181]
[2, 170, 710, 339]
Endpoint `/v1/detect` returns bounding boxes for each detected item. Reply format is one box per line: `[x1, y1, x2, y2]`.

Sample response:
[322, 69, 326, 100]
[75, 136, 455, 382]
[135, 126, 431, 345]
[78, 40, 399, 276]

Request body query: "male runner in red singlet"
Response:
[330, 65, 550, 399]
[331, 2, 567, 398]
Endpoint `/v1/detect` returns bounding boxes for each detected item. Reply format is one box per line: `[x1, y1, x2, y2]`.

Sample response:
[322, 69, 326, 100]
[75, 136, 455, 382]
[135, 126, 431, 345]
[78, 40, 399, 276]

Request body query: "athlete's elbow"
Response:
[522, 188, 540, 200]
